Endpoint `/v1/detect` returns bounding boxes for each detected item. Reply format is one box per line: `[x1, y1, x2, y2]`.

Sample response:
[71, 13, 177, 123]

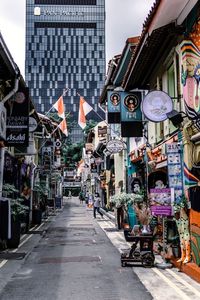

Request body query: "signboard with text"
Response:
[5, 88, 29, 146]
[166, 143, 184, 203]
[149, 188, 174, 216]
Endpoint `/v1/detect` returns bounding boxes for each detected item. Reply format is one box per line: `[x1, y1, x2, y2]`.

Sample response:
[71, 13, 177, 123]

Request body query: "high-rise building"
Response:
[25, 0, 105, 141]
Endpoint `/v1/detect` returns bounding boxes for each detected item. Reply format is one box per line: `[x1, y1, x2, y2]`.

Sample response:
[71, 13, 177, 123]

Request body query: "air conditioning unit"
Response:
[0, 103, 7, 140]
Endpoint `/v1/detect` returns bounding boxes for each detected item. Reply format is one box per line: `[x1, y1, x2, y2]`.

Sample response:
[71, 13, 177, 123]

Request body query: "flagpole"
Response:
[77, 92, 121, 138]
[34, 87, 69, 129]
[37, 88, 69, 151]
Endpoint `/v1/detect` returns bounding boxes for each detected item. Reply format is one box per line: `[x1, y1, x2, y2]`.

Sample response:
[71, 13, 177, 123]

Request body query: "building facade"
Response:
[25, 0, 106, 141]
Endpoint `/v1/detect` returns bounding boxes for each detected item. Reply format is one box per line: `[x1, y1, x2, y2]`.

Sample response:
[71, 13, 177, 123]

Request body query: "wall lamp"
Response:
[166, 110, 187, 127]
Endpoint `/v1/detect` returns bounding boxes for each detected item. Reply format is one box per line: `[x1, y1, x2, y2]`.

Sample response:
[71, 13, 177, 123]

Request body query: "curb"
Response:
[100, 208, 115, 222]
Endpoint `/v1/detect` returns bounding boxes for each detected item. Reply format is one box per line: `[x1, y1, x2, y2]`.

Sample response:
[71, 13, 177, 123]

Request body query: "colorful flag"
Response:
[53, 96, 65, 119]
[58, 119, 68, 136]
[78, 96, 93, 129]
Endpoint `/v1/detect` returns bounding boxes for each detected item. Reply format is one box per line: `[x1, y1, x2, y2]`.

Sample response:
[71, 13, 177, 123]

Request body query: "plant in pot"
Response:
[110, 192, 143, 229]
[32, 182, 48, 224]
[2, 184, 29, 248]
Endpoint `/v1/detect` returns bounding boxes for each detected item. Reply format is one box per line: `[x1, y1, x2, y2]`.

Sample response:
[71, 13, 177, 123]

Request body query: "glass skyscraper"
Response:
[25, 0, 105, 141]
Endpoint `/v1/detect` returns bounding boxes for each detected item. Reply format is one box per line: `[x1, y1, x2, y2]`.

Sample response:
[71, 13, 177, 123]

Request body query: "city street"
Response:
[0, 197, 200, 300]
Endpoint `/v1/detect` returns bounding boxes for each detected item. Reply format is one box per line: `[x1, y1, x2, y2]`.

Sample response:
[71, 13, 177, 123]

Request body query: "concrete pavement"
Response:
[0, 197, 152, 300]
[0, 197, 200, 299]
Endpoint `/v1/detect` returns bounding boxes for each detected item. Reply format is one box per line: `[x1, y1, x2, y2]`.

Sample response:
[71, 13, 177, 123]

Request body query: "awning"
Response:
[123, 23, 184, 90]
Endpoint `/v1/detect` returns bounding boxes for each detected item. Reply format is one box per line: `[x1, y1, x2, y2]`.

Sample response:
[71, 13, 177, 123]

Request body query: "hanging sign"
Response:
[142, 90, 173, 122]
[166, 143, 184, 203]
[108, 92, 121, 112]
[120, 91, 142, 122]
[6, 88, 30, 146]
[149, 188, 174, 216]
[106, 139, 124, 154]
[29, 117, 38, 132]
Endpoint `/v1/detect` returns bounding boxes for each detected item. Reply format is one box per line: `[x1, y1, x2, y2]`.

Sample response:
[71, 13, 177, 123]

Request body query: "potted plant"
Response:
[32, 182, 48, 224]
[2, 184, 29, 248]
[110, 192, 143, 229]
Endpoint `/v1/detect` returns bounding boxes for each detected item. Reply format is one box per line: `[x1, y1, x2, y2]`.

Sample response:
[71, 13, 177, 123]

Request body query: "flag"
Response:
[58, 119, 68, 136]
[53, 96, 65, 119]
[78, 96, 93, 129]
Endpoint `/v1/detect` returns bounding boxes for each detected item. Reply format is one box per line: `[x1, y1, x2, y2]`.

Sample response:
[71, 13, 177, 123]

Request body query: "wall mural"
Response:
[180, 20, 200, 265]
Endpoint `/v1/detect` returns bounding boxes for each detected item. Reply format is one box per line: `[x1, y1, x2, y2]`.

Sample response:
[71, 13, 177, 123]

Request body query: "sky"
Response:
[0, 0, 155, 77]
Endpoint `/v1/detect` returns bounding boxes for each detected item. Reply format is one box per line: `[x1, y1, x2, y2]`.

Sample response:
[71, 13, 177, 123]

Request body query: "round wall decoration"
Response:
[142, 90, 173, 122]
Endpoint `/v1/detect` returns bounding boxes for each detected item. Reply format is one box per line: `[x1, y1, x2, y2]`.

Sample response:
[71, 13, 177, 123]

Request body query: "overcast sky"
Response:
[0, 0, 155, 77]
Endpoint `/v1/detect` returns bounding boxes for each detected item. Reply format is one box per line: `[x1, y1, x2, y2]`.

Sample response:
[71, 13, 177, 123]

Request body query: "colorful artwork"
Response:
[149, 188, 173, 216]
[107, 91, 121, 112]
[180, 40, 200, 129]
[120, 91, 142, 122]
[166, 143, 184, 203]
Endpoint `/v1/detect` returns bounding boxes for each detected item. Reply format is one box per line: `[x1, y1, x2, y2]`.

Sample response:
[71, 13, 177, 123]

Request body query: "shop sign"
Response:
[98, 125, 107, 137]
[142, 90, 173, 122]
[29, 117, 38, 132]
[166, 143, 184, 203]
[120, 91, 142, 122]
[149, 188, 174, 216]
[106, 139, 124, 154]
[85, 143, 94, 154]
[108, 91, 121, 113]
[5, 88, 29, 146]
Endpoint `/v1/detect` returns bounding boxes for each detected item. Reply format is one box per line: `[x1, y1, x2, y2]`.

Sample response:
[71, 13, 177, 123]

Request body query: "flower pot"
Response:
[7, 217, 21, 249]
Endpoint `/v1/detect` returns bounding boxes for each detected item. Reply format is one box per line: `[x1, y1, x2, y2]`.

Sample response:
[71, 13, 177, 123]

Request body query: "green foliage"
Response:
[62, 142, 84, 166]
[83, 120, 97, 137]
[33, 181, 48, 197]
[173, 194, 188, 213]
[2, 184, 29, 221]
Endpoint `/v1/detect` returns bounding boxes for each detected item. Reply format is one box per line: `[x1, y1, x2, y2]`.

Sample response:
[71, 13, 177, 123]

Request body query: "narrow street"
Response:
[0, 197, 151, 300]
[1, 197, 200, 300]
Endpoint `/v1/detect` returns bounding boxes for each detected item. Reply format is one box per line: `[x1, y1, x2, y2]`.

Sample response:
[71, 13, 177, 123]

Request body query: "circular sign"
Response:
[54, 140, 62, 148]
[142, 90, 173, 122]
[29, 117, 38, 132]
[106, 139, 125, 154]
[14, 92, 26, 104]
[110, 93, 120, 106]
[124, 94, 139, 112]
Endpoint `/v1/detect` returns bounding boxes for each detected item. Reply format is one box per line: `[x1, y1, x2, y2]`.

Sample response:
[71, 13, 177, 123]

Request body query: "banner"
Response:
[166, 143, 184, 203]
[120, 91, 142, 122]
[6, 87, 29, 146]
[149, 188, 174, 216]
[108, 91, 121, 112]
[107, 91, 121, 123]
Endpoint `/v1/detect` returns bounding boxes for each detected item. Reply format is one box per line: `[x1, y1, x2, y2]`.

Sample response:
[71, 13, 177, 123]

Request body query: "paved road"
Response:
[0, 197, 152, 300]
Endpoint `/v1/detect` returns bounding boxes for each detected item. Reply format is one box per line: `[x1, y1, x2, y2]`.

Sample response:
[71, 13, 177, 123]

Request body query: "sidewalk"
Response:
[100, 206, 200, 285]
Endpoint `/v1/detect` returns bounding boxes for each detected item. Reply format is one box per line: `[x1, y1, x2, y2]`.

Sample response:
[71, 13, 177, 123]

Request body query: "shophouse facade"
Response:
[98, 0, 200, 281]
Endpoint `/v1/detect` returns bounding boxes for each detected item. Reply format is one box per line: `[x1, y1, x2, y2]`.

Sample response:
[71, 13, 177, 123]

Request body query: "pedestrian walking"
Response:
[93, 193, 103, 219]
[79, 191, 84, 204]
